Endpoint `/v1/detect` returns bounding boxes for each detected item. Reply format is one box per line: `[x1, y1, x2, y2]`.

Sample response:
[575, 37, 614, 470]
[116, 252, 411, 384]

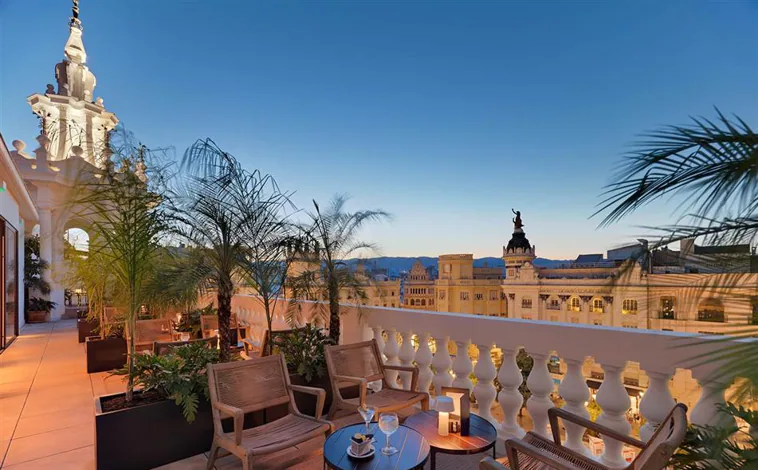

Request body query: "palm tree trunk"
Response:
[217, 283, 232, 362]
[327, 274, 340, 343]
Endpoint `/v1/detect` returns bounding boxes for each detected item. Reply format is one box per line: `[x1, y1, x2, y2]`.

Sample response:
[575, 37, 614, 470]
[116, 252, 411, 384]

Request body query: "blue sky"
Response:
[2, 1, 757, 259]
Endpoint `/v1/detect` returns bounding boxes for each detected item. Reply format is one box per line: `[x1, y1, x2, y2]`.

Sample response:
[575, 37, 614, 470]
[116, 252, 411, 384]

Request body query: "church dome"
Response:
[506, 230, 533, 254]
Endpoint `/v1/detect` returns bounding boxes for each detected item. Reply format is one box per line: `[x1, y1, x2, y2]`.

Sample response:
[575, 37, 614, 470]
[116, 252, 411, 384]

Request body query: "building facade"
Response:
[404, 260, 436, 310]
[435, 254, 506, 316]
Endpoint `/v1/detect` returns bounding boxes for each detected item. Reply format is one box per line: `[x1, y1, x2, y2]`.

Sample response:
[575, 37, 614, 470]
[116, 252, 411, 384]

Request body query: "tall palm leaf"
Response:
[597, 111, 758, 466]
[289, 195, 389, 342]
[68, 143, 170, 402]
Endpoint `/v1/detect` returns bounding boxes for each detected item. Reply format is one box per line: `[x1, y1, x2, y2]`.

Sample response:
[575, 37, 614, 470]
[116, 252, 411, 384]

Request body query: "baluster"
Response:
[452, 340, 473, 390]
[398, 331, 416, 390]
[383, 328, 400, 387]
[372, 326, 386, 360]
[497, 348, 525, 438]
[526, 352, 554, 437]
[415, 333, 434, 395]
[691, 377, 735, 429]
[473, 343, 497, 424]
[432, 336, 453, 395]
[558, 358, 591, 455]
[639, 370, 675, 442]
[595, 363, 631, 468]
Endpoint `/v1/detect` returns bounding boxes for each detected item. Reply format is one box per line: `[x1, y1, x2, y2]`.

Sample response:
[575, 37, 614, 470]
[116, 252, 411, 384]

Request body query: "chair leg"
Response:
[327, 401, 339, 420]
[206, 439, 220, 470]
[242, 454, 254, 470]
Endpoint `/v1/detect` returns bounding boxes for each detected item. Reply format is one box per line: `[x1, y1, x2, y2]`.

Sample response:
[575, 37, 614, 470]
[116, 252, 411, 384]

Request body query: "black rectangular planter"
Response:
[85, 336, 127, 373]
[77, 318, 99, 343]
[95, 392, 214, 470]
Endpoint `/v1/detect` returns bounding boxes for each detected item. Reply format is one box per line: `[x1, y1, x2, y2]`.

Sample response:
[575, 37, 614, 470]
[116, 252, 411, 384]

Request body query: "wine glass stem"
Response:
[386, 434, 390, 450]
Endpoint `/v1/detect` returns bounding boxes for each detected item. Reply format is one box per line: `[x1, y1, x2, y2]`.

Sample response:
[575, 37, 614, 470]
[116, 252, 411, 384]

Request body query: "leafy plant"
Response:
[24, 235, 50, 294]
[670, 403, 758, 469]
[112, 342, 220, 422]
[277, 324, 335, 383]
[170, 138, 289, 361]
[288, 195, 389, 342]
[517, 349, 533, 417]
[27, 297, 57, 312]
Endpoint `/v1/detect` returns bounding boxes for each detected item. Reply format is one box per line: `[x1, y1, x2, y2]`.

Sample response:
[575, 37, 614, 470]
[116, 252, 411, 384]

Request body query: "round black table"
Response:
[404, 410, 497, 470]
[323, 422, 430, 470]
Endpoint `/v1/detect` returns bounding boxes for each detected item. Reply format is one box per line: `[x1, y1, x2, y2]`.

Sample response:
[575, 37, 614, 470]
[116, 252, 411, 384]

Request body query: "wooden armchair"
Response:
[206, 354, 333, 470]
[324, 339, 429, 420]
[130, 318, 173, 352]
[153, 336, 217, 355]
[201, 314, 244, 344]
[480, 404, 688, 470]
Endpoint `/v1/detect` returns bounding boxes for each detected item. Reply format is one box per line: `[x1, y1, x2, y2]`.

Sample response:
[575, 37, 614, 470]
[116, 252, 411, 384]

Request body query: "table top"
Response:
[323, 422, 430, 470]
[404, 410, 497, 455]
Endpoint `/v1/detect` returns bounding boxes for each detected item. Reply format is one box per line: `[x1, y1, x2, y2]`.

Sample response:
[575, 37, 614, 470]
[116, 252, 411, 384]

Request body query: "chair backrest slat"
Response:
[132, 318, 172, 344]
[153, 336, 217, 355]
[326, 339, 384, 383]
[201, 314, 239, 338]
[208, 354, 291, 414]
[632, 404, 688, 470]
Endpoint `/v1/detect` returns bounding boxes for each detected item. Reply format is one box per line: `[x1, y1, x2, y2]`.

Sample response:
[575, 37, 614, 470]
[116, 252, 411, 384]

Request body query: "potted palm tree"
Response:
[287, 195, 389, 342]
[26, 297, 56, 323]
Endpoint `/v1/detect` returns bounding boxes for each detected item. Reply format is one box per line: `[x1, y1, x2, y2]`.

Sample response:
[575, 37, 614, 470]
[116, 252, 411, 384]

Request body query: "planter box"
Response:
[26, 310, 48, 323]
[85, 336, 127, 373]
[77, 318, 99, 343]
[95, 391, 214, 470]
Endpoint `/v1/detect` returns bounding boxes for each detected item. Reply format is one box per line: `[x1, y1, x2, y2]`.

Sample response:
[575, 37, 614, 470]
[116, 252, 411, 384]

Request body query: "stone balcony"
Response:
[233, 295, 746, 469]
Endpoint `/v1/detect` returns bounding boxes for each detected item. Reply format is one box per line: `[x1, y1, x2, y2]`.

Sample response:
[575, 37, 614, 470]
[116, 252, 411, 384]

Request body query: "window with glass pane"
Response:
[5, 223, 18, 345]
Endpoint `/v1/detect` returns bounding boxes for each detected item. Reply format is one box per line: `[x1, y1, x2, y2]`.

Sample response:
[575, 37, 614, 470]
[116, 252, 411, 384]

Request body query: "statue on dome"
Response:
[511, 209, 524, 230]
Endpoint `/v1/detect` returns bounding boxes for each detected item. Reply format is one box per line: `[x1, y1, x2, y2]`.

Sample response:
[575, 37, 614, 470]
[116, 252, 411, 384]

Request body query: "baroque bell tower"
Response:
[27, 0, 118, 168]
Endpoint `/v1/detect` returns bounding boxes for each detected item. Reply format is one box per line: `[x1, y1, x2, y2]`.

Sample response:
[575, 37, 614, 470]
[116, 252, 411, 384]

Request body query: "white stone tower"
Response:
[27, 0, 118, 167]
[10, 0, 118, 320]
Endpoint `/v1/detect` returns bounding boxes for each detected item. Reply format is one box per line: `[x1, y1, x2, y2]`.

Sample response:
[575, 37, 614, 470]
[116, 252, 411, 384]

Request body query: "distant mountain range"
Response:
[344, 256, 570, 275]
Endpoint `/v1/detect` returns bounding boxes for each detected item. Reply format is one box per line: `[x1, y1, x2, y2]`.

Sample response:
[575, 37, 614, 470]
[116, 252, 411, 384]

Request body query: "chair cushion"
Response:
[225, 414, 330, 456]
[344, 388, 426, 411]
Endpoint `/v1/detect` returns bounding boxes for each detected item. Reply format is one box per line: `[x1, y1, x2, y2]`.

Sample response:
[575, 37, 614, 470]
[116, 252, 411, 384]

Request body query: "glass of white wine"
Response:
[357, 405, 377, 432]
[378, 412, 399, 455]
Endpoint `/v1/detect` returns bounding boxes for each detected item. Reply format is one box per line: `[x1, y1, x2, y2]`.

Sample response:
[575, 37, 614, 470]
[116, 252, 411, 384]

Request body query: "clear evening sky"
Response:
[2, 1, 757, 259]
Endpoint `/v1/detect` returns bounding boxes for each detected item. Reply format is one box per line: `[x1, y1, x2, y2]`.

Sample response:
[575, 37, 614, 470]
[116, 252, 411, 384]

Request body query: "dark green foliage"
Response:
[24, 235, 51, 294]
[517, 349, 533, 415]
[112, 342, 220, 422]
[277, 324, 335, 383]
[670, 403, 758, 469]
[27, 297, 57, 312]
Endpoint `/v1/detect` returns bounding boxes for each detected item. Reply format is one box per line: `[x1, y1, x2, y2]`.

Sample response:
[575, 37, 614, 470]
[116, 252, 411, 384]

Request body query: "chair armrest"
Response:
[213, 402, 244, 445]
[289, 384, 327, 420]
[506, 439, 587, 470]
[479, 457, 508, 470]
[382, 365, 419, 391]
[548, 408, 645, 449]
[333, 375, 368, 407]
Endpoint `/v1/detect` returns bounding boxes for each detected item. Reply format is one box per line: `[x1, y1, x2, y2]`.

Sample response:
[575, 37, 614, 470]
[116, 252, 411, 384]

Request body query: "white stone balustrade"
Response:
[229, 295, 746, 461]
[383, 328, 401, 387]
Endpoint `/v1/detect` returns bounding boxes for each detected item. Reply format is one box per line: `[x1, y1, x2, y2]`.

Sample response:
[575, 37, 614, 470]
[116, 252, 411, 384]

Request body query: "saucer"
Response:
[347, 445, 375, 460]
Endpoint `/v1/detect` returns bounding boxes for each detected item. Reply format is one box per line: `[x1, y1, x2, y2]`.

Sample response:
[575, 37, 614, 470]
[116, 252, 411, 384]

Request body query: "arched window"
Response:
[569, 296, 581, 312]
[421, 299, 426, 306]
[622, 299, 638, 315]
[521, 297, 533, 309]
[591, 298, 604, 313]
[698, 298, 725, 322]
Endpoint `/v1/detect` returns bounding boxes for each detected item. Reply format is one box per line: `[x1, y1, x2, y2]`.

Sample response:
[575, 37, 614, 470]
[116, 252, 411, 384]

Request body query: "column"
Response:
[558, 358, 591, 455]
[526, 352, 554, 437]
[432, 336, 453, 395]
[497, 348, 525, 438]
[452, 340, 473, 390]
[415, 333, 434, 395]
[372, 326, 386, 359]
[384, 329, 400, 387]
[639, 370, 675, 442]
[398, 330, 415, 390]
[691, 377, 736, 429]
[473, 343, 497, 423]
[595, 363, 631, 468]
